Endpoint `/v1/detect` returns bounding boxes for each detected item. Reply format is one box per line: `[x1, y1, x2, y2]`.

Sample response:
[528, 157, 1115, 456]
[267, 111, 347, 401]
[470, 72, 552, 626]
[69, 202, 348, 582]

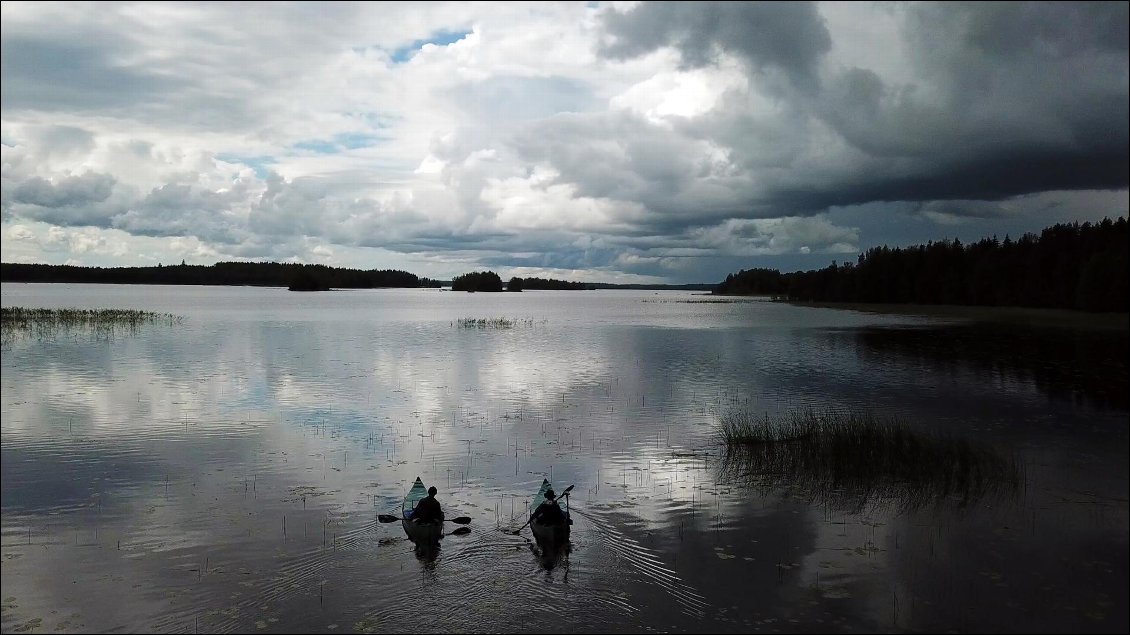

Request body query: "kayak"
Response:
[529, 478, 571, 546]
[402, 477, 443, 544]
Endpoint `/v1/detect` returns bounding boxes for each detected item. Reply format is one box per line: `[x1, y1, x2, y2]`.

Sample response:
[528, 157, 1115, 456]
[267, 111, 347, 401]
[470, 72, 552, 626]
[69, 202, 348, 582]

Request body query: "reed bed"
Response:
[1, 306, 182, 345]
[454, 317, 544, 329]
[717, 408, 1023, 514]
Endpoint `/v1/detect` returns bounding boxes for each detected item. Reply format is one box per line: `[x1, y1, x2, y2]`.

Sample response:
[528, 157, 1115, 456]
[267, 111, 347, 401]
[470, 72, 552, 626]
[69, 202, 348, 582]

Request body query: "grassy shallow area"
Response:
[1, 307, 182, 345]
[788, 300, 1128, 331]
[717, 408, 1023, 514]
[454, 317, 546, 329]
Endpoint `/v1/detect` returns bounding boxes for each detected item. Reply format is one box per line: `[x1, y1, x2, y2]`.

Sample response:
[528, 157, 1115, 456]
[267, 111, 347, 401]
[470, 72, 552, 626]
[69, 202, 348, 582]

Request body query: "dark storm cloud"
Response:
[587, 1, 1129, 221]
[761, 147, 1129, 214]
[813, 1, 1129, 202]
[600, 1, 832, 91]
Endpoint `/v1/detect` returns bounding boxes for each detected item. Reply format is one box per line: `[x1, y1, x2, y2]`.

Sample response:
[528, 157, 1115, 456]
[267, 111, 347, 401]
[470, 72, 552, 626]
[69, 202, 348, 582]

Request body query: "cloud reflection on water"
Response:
[1, 286, 1125, 633]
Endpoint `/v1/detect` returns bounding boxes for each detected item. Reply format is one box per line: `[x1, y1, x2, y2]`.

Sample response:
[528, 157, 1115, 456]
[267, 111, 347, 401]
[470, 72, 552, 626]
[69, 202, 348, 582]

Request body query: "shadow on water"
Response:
[409, 534, 442, 565]
[849, 323, 1129, 410]
[716, 408, 1024, 514]
[531, 535, 571, 572]
[407, 525, 473, 564]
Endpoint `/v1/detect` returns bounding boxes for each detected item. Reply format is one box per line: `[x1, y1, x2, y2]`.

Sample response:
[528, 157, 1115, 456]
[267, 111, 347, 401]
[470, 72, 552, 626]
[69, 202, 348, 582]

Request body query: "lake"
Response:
[1, 284, 1126, 633]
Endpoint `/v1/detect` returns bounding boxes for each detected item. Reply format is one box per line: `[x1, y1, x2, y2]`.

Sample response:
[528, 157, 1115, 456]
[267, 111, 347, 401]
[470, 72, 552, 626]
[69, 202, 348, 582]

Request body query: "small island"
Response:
[451, 271, 503, 292]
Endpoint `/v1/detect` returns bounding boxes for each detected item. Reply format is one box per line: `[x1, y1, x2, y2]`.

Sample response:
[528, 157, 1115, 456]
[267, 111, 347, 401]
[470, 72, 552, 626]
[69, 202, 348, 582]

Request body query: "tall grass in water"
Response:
[717, 408, 1023, 514]
[1, 307, 182, 346]
[455, 317, 543, 329]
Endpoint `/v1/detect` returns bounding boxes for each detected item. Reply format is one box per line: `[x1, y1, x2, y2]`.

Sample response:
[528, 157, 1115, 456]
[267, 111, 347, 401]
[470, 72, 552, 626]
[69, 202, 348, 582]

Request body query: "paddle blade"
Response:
[377, 514, 400, 523]
[448, 516, 472, 524]
[561, 484, 575, 496]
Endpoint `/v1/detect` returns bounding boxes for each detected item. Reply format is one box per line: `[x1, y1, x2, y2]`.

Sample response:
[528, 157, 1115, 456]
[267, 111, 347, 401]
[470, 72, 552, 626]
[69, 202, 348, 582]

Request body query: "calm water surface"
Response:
[2, 284, 1126, 633]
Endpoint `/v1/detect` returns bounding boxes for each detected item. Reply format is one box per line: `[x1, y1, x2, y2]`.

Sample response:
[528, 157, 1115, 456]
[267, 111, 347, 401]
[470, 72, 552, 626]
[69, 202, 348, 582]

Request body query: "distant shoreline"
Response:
[0, 278, 718, 292]
[787, 300, 1129, 332]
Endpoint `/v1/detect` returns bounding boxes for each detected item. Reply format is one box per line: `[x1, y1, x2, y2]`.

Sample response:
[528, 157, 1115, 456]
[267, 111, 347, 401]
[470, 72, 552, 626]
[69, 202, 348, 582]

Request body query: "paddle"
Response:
[511, 484, 573, 535]
[378, 514, 472, 524]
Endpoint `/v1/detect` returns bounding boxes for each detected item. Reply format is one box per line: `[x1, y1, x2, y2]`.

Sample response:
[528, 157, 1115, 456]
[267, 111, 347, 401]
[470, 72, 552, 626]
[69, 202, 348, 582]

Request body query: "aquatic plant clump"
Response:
[1, 307, 182, 345]
[717, 408, 1023, 514]
[454, 317, 545, 329]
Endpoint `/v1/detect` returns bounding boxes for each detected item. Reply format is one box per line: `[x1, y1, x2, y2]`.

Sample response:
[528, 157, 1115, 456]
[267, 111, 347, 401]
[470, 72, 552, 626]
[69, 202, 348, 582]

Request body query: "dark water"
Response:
[1, 284, 1126, 633]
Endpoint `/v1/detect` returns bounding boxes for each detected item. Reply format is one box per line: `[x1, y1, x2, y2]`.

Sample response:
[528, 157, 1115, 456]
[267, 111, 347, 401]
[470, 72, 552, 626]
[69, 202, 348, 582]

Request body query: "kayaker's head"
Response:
[428, 486, 437, 498]
[545, 489, 556, 500]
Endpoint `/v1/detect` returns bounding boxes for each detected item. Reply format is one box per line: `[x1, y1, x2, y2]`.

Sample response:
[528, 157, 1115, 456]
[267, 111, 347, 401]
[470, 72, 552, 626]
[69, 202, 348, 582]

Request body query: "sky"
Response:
[1, 1, 1127, 284]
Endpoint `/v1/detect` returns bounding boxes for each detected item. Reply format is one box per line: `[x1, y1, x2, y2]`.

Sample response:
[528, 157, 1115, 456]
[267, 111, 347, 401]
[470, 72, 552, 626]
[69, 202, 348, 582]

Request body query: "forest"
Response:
[0, 261, 441, 290]
[713, 217, 1128, 313]
[506, 276, 592, 291]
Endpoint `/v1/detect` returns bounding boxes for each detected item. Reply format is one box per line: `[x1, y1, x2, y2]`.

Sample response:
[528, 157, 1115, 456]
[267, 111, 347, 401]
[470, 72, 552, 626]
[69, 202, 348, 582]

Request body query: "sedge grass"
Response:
[1, 307, 182, 346]
[454, 317, 544, 329]
[717, 407, 1023, 514]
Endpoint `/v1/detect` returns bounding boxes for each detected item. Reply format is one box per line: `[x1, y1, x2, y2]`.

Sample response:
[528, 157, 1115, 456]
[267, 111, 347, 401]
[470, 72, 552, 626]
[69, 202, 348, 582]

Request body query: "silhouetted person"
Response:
[412, 486, 444, 523]
[531, 489, 566, 524]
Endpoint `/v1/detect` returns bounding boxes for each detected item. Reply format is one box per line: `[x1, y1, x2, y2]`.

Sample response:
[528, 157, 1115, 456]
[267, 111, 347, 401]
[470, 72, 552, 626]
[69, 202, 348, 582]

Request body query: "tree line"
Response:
[714, 217, 1128, 313]
[506, 276, 591, 291]
[449, 272, 592, 292]
[0, 261, 442, 290]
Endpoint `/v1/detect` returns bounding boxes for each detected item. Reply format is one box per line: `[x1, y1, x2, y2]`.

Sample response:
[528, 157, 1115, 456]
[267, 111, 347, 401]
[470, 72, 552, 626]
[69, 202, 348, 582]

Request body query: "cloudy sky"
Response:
[2, 2, 1126, 283]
